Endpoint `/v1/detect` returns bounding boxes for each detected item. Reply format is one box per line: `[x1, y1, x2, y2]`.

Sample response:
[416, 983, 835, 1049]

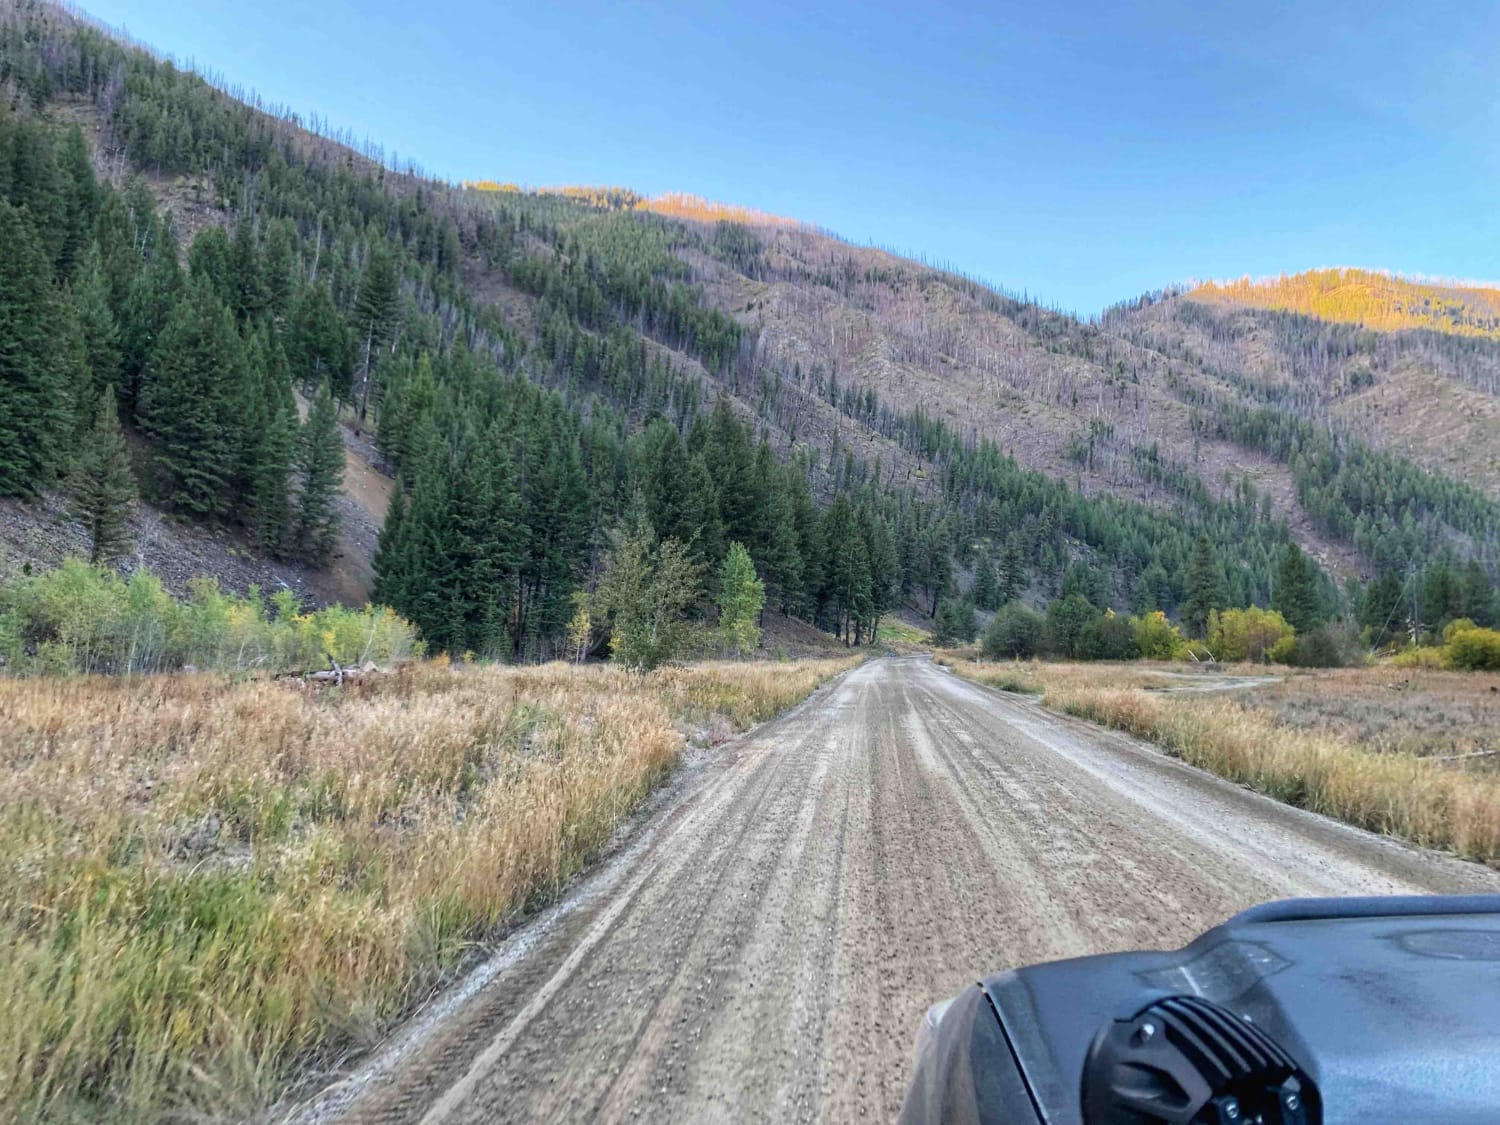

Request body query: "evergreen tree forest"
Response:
[0, 78, 343, 564]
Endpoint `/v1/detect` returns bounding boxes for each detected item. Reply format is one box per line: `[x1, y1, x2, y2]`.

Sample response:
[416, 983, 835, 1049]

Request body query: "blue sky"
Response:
[80, 1, 1499, 315]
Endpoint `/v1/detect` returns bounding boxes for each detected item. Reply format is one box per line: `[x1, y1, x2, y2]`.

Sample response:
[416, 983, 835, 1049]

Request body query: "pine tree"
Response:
[4, 115, 63, 240]
[243, 330, 298, 553]
[1047, 593, 1097, 658]
[372, 475, 411, 610]
[1456, 561, 1495, 627]
[683, 452, 725, 572]
[860, 505, 898, 643]
[1272, 544, 1321, 633]
[717, 541, 765, 656]
[931, 596, 976, 646]
[291, 381, 344, 565]
[229, 215, 265, 324]
[352, 248, 399, 419]
[1182, 534, 1222, 638]
[69, 386, 136, 563]
[391, 436, 465, 652]
[761, 469, 805, 615]
[260, 218, 300, 325]
[72, 242, 121, 404]
[138, 277, 246, 517]
[694, 397, 756, 546]
[1133, 560, 1171, 614]
[55, 126, 99, 282]
[635, 417, 699, 551]
[820, 495, 870, 643]
[288, 282, 353, 403]
[1361, 571, 1404, 644]
[53, 290, 93, 455]
[973, 550, 1000, 611]
[117, 220, 182, 416]
[999, 533, 1028, 604]
[514, 407, 591, 658]
[747, 440, 778, 560]
[1419, 559, 1457, 629]
[0, 201, 72, 496]
[92, 190, 138, 314]
[788, 466, 824, 618]
[188, 226, 234, 304]
[447, 417, 523, 654]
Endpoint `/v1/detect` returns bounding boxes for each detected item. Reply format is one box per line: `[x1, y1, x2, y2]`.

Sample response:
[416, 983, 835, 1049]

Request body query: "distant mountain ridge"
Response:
[463, 182, 801, 228]
[1189, 268, 1500, 339]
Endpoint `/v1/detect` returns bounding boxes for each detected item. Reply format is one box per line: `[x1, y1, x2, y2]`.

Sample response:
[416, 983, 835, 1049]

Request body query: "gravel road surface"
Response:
[314, 657, 1500, 1124]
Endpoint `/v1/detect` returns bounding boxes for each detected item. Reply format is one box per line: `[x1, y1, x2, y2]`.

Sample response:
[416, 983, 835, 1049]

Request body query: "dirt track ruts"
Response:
[308, 657, 1500, 1124]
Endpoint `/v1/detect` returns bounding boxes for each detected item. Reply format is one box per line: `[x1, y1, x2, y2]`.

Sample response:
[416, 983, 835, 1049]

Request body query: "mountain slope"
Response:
[667, 215, 1500, 583]
[1, 0, 1495, 647]
[1110, 288, 1500, 523]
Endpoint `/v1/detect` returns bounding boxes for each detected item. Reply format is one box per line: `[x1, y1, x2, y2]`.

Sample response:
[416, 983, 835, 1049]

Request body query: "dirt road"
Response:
[312, 657, 1500, 1124]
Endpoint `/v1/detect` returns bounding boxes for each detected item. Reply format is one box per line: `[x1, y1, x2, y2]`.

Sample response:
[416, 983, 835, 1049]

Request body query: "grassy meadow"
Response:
[941, 655, 1500, 866]
[0, 656, 858, 1121]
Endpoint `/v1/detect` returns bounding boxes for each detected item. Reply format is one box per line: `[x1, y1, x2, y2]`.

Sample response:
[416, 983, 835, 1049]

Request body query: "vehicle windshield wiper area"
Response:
[899, 894, 1500, 1125]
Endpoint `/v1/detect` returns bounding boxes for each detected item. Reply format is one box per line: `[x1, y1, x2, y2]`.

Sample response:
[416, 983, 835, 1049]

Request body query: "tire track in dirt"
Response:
[317, 658, 1500, 1125]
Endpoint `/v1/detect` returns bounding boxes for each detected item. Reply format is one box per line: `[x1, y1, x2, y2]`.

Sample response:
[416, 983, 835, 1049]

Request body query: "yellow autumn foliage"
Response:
[1191, 268, 1500, 338]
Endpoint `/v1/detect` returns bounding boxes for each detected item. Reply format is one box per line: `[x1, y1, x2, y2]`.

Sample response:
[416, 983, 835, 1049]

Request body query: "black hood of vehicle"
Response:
[900, 895, 1500, 1125]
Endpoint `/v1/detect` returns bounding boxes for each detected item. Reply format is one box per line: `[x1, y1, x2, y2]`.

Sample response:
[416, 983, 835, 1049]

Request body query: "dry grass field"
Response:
[1239, 667, 1500, 766]
[0, 656, 858, 1121]
[942, 656, 1500, 868]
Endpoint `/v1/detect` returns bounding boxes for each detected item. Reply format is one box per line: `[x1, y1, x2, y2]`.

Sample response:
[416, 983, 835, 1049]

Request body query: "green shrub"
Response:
[1208, 606, 1294, 663]
[1391, 644, 1447, 670]
[1275, 625, 1351, 668]
[1079, 611, 1139, 660]
[1132, 611, 1185, 660]
[1269, 633, 1297, 664]
[1045, 594, 1096, 658]
[982, 602, 1045, 659]
[1442, 618, 1478, 645]
[0, 559, 419, 675]
[1446, 627, 1500, 671]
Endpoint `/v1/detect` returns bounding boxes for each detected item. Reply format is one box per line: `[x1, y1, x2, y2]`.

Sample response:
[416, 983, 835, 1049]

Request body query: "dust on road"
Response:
[311, 657, 1499, 1124]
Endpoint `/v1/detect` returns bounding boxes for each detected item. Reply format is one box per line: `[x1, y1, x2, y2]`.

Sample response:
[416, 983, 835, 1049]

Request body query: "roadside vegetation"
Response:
[0, 655, 857, 1120]
[0, 559, 416, 675]
[939, 657, 1500, 867]
[1393, 619, 1500, 672]
[1248, 668, 1500, 765]
[925, 526, 1498, 676]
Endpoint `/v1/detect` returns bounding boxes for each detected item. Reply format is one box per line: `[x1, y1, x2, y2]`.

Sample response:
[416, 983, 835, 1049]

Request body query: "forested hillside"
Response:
[1, 0, 1496, 663]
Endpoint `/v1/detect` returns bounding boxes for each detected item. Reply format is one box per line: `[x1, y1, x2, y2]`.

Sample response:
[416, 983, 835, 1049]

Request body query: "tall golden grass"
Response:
[0, 656, 857, 1121]
[1046, 686, 1500, 866]
[941, 658, 1500, 866]
[935, 654, 1191, 695]
[942, 666, 1494, 870]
